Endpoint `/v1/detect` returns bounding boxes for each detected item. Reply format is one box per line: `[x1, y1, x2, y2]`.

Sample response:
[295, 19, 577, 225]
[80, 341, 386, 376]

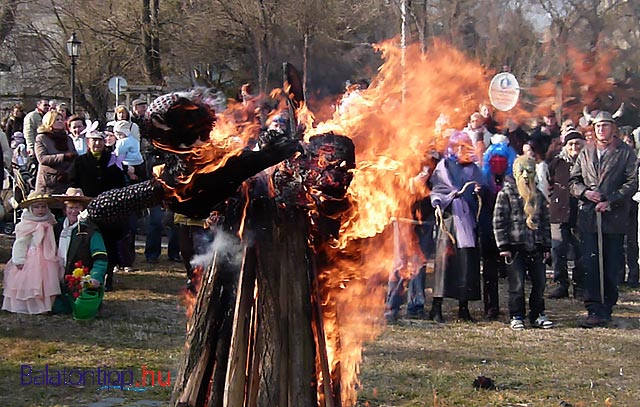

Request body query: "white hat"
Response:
[112, 120, 131, 137]
[490, 133, 509, 145]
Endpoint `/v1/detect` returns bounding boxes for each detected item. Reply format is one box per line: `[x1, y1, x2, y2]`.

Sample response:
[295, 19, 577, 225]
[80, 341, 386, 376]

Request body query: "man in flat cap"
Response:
[570, 111, 638, 327]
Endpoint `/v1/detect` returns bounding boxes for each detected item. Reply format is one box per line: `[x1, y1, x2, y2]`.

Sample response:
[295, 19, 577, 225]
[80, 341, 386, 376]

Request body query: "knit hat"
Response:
[563, 127, 585, 145]
[112, 120, 131, 137]
[490, 133, 509, 145]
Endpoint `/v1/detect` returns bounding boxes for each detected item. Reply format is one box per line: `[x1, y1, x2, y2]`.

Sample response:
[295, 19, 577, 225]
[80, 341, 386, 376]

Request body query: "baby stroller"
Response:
[2, 134, 38, 234]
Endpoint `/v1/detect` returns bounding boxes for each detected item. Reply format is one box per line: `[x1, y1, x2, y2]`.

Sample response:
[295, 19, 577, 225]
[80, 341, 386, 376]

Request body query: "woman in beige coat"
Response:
[34, 111, 77, 200]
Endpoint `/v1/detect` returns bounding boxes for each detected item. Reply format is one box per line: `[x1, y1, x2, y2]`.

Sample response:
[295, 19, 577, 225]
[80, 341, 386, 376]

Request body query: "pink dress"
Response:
[2, 214, 63, 314]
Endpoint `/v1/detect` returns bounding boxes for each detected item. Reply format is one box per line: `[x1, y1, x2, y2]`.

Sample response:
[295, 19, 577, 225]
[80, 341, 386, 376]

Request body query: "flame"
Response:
[181, 265, 203, 331]
[173, 35, 620, 406]
[305, 38, 496, 406]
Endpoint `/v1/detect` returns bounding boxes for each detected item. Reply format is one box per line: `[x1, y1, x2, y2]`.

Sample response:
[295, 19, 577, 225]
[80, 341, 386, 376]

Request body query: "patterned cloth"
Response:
[492, 182, 552, 252]
[145, 93, 179, 121]
[87, 180, 164, 223]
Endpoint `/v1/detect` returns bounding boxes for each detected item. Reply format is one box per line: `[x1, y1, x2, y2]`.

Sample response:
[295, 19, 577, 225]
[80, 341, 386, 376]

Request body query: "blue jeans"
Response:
[145, 206, 180, 260]
[551, 223, 584, 289]
[507, 250, 546, 321]
[581, 232, 624, 319]
[384, 264, 426, 318]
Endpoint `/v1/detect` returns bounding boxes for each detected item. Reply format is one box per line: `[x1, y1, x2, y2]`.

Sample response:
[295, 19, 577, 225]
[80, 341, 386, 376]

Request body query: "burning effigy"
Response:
[84, 35, 628, 407]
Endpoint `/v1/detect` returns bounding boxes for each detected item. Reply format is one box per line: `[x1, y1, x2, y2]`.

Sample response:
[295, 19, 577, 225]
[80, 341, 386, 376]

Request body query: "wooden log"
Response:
[223, 245, 256, 407]
[172, 246, 241, 407]
[172, 252, 219, 407]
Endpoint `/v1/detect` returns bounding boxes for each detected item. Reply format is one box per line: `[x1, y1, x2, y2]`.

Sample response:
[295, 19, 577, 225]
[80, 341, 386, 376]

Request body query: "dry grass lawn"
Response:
[0, 234, 639, 407]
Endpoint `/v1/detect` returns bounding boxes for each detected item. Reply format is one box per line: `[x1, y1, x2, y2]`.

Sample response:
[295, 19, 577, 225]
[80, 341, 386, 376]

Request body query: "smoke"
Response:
[189, 229, 245, 271]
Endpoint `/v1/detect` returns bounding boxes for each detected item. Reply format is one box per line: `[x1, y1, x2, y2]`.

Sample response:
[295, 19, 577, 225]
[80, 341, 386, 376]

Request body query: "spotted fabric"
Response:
[87, 180, 165, 223]
[145, 93, 179, 121]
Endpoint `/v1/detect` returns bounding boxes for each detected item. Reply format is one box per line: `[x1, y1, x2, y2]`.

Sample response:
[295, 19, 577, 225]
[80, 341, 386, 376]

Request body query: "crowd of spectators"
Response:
[386, 103, 639, 329]
[0, 98, 206, 313]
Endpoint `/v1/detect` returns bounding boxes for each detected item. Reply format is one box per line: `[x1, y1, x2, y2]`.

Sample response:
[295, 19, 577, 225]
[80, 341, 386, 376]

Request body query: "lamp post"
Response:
[66, 32, 81, 114]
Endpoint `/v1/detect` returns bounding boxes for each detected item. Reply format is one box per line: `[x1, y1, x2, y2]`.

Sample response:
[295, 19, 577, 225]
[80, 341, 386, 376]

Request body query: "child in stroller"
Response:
[2, 132, 38, 233]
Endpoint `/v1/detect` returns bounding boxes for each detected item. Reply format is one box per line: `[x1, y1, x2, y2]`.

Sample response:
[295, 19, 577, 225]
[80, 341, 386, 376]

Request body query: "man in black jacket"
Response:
[69, 131, 127, 291]
[570, 111, 638, 328]
[548, 128, 586, 299]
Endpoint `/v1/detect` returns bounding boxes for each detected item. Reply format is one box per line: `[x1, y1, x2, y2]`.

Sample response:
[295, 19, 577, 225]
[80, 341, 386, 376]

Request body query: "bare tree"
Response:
[142, 0, 162, 85]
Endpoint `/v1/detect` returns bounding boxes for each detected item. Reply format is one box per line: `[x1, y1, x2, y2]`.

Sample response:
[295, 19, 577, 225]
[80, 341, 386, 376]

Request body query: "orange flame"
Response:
[181, 265, 203, 331]
[176, 35, 620, 406]
[305, 38, 496, 406]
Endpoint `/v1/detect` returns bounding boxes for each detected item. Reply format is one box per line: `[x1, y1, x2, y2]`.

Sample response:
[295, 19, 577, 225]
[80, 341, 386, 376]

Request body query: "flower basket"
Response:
[72, 289, 103, 321]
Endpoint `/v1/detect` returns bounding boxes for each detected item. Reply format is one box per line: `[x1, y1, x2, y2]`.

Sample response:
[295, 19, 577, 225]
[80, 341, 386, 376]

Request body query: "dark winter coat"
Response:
[569, 138, 638, 234]
[548, 151, 578, 225]
[530, 125, 560, 159]
[69, 152, 127, 198]
[492, 182, 552, 252]
[504, 127, 529, 155]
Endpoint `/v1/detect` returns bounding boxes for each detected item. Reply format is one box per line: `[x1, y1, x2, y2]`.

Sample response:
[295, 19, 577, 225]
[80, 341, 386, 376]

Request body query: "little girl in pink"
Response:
[2, 193, 63, 314]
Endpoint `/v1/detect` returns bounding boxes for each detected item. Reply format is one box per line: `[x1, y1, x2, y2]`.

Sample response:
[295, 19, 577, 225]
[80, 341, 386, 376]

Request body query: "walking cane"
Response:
[596, 211, 605, 304]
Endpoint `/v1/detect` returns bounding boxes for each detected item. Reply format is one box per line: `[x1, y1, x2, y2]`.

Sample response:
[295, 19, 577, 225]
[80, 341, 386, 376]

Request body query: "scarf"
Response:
[45, 129, 70, 151]
[57, 217, 79, 266]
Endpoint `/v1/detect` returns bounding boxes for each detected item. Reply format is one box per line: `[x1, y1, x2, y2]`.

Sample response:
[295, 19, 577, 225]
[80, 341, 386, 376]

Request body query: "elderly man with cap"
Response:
[69, 130, 126, 197]
[570, 111, 638, 328]
[68, 130, 127, 291]
[548, 127, 586, 299]
[52, 188, 108, 313]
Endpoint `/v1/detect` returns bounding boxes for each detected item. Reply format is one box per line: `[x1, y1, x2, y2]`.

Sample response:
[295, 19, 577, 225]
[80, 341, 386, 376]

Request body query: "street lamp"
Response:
[66, 32, 81, 114]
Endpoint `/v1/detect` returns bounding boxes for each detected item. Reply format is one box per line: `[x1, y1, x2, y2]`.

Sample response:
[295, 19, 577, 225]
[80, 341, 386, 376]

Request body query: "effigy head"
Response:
[145, 88, 218, 149]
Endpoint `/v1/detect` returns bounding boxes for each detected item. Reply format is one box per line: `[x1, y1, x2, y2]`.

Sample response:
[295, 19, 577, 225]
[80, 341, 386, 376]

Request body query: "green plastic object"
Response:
[72, 289, 103, 320]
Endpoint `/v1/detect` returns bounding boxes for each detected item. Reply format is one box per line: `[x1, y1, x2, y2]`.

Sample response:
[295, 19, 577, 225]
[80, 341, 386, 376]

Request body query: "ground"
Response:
[0, 234, 639, 407]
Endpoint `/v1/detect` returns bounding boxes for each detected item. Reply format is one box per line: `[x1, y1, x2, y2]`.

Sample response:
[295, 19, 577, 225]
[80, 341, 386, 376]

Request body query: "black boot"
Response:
[458, 301, 475, 322]
[428, 297, 445, 323]
[104, 269, 115, 292]
[547, 284, 569, 299]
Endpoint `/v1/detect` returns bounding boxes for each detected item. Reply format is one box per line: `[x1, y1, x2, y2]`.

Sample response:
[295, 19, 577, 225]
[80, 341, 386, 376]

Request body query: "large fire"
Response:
[178, 37, 617, 406]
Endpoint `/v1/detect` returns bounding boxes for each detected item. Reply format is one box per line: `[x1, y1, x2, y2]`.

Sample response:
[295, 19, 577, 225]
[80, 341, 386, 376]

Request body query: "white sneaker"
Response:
[533, 314, 553, 329]
[510, 317, 525, 330]
[123, 267, 133, 273]
[113, 266, 121, 273]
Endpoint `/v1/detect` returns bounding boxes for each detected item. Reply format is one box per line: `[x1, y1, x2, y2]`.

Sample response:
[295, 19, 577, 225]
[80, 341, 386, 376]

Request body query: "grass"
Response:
[0, 236, 187, 407]
[357, 287, 640, 407]
[1, 234, 640, 406]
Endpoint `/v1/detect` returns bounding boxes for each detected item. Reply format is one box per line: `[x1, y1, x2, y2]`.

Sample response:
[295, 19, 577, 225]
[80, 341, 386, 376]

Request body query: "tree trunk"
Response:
[142, 0, 163, 85]
[0, 0, 18, 46]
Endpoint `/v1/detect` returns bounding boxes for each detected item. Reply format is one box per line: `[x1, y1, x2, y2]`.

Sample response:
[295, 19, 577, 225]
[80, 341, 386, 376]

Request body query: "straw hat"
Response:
[17, 191, 57, 209]
[52, 187, 93, 206]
